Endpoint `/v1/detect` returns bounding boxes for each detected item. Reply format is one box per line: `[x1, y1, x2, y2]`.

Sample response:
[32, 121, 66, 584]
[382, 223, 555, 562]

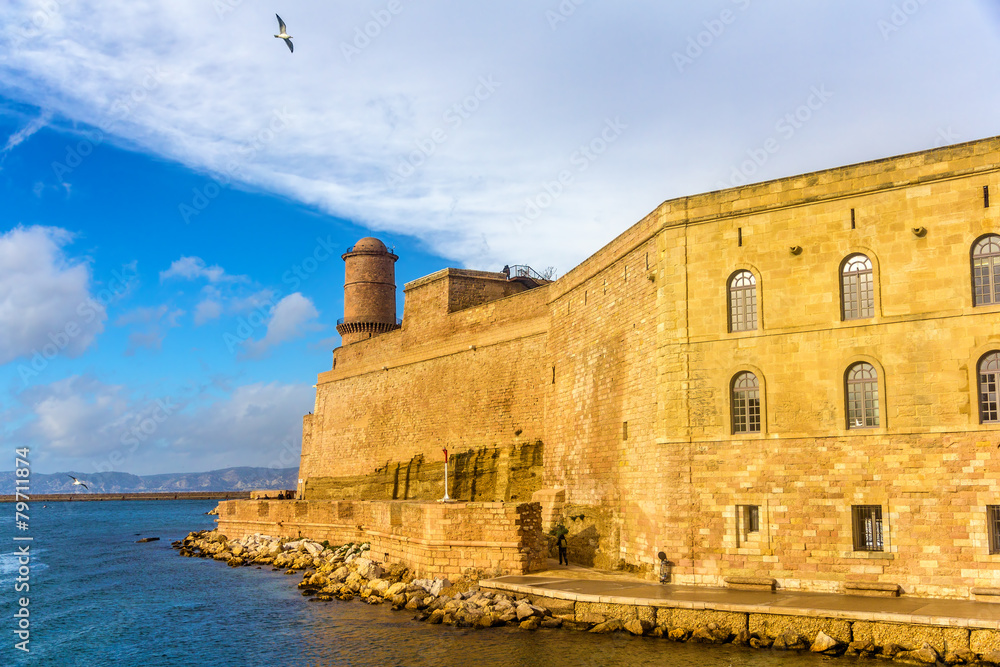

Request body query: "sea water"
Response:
[1, 500, 835, 666]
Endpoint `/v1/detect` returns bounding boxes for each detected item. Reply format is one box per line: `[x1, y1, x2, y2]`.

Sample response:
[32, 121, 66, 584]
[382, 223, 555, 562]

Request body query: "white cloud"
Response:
[2, 110, 51, 156]
[1, 2, 999, 274]
[166, 382, 310, 471]
[13, 376, 311, 475]
[116, 304, 185, 355]
[23, 375, 129, 457]
[0, 225, 106, 364]
[227, 289, 277, 314]
[193, 298, 223, 325]
[244, 292, 319, 357]
[159, 256, 245, 284]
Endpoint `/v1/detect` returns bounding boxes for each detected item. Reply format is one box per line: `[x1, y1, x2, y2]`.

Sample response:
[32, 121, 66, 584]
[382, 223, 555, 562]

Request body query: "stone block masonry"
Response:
[302, 135, 1000, 599]
[216, 499, 545, 578]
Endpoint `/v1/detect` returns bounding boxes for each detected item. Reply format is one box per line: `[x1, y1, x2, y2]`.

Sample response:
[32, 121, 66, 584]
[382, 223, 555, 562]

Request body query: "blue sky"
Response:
[1, 0, 998, 475]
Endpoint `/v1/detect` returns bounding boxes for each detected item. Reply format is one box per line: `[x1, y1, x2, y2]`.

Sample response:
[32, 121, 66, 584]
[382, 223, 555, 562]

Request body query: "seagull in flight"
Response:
[274, 14, 293, 53]
[67, 475, 89, 490]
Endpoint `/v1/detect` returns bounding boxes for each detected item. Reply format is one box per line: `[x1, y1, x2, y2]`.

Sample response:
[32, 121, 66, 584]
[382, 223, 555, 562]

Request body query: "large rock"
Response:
[515, 603, 544, 620]
[944, 647, 977, 664]
[354, 558, 383, 580]
[475, 613, 502, 629]
[883, 644, 905, 658]
[368, 579, 390, 596]
[810, 631, 844, 654]
[412, 578, 451, 596]
[385, 582, 408, 598]
[668, 628, 691, 642]
[519, 617, 541, 631]
[845, 640, 877, 656]
[625, 619, 653, 636]
[978, 650, 1000, 666]
[894, 642, 939, 664]
[772, 632, 807, 651]
[303, 542, 323, 556]
[590, 619, 625, 634]
[404, 597, 426, 611]
[690, 623, 732, 645]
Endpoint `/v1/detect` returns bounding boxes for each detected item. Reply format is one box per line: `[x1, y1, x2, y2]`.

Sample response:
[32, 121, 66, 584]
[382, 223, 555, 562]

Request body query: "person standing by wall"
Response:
[556, 531, 568, 565]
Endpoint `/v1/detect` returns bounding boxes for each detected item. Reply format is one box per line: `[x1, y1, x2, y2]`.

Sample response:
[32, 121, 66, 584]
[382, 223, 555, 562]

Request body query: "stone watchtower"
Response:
[335, 237, 400, 345]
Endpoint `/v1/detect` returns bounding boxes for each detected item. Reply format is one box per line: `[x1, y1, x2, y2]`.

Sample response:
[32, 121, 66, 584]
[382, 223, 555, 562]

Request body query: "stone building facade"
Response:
[300, 137, 1000, 598]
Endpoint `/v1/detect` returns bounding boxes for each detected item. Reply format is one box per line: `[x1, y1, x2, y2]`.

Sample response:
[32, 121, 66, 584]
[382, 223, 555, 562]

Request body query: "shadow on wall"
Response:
[553, 504, 633, 572]
[305, 440, 544, 502]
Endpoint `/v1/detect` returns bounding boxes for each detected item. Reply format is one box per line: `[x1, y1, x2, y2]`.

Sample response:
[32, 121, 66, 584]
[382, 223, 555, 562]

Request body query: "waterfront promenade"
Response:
[482, 562, 1000, 656]
[487, 563, 1000, 629]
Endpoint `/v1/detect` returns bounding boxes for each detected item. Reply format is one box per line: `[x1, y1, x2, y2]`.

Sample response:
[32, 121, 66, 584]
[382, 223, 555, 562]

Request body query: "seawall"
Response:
[482, 573, 1000, 660]
[216, 498, 545, 578]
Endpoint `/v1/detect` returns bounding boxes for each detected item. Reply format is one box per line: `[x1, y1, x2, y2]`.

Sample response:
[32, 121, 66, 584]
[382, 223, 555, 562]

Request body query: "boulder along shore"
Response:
[174, 531, 981, 665]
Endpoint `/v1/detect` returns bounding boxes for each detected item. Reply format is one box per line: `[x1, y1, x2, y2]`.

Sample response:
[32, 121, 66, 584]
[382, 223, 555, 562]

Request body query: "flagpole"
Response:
[441, 448, 451, 501]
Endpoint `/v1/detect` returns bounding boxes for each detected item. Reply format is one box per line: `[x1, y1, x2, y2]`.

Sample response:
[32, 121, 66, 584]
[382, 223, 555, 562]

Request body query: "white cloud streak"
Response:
[159, 256, 246, 284]
[2, 109, 51, 155]
[1, 1, 998, 274]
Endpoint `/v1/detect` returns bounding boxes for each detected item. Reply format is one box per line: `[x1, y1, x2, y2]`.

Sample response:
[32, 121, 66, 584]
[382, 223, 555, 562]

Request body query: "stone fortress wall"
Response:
[301, 136, 1000, 598]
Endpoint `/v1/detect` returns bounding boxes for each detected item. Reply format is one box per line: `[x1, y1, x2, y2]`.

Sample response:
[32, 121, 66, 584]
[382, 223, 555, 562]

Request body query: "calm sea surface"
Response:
[1, 500, 839, 666]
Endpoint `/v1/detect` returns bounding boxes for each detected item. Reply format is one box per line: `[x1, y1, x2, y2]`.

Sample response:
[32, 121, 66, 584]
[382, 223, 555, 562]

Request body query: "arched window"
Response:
[979, 352, 1000, 423]
[972, 235, 1000, 306]
[846, 363, 879, 429]
[731, 372, 760, 434]
[841, 254, 874, 320]
[728, 270, 757, 332]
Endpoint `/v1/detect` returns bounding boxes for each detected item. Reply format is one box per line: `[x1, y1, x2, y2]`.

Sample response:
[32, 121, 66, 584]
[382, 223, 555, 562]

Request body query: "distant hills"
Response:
[0, 466, 298, 494]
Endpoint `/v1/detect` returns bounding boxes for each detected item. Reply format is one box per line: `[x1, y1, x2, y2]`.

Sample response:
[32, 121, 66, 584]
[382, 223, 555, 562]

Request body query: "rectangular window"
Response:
[741, 505, 759, 533]
[736, 504, 761, 546]
[852, 505, 883, 552]
[622, 421, 628, 440]
[989, 506, 1000, 554]
[842, 272, 874, 319]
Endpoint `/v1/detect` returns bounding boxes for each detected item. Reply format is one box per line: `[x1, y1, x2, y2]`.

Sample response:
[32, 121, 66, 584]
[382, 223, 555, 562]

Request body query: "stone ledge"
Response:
[724, 576, 776, 592]
[971, 588, 1000, 603]
[844, 582, 901, 597]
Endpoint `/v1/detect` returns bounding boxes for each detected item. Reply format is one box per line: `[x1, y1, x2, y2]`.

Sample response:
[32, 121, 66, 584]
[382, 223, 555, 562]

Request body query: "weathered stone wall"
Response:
[302, 280, 549, 486]
[216, 499, 545, 578]
[305, 440, 543, 503]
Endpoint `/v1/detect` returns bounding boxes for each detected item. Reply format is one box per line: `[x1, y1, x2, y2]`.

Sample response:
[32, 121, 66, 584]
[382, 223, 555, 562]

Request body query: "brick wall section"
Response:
[216, 499, 545, 577]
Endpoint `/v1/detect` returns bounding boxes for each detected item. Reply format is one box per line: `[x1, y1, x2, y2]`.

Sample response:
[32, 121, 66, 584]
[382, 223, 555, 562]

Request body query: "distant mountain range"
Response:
[0, 466, 298, 494]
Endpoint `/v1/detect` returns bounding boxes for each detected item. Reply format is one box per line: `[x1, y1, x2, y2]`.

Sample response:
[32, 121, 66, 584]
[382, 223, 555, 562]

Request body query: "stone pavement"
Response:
[481, 562, 1000, 630]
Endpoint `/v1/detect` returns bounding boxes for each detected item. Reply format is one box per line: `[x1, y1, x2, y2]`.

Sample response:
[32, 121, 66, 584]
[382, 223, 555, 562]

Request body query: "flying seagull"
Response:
[274, 14, 293, 53]
[67, 475, 89, 490]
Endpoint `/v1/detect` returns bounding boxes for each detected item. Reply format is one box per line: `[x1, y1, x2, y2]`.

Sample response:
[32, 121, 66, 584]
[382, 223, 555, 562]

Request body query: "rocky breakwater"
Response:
[173, 530, 567, 630]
